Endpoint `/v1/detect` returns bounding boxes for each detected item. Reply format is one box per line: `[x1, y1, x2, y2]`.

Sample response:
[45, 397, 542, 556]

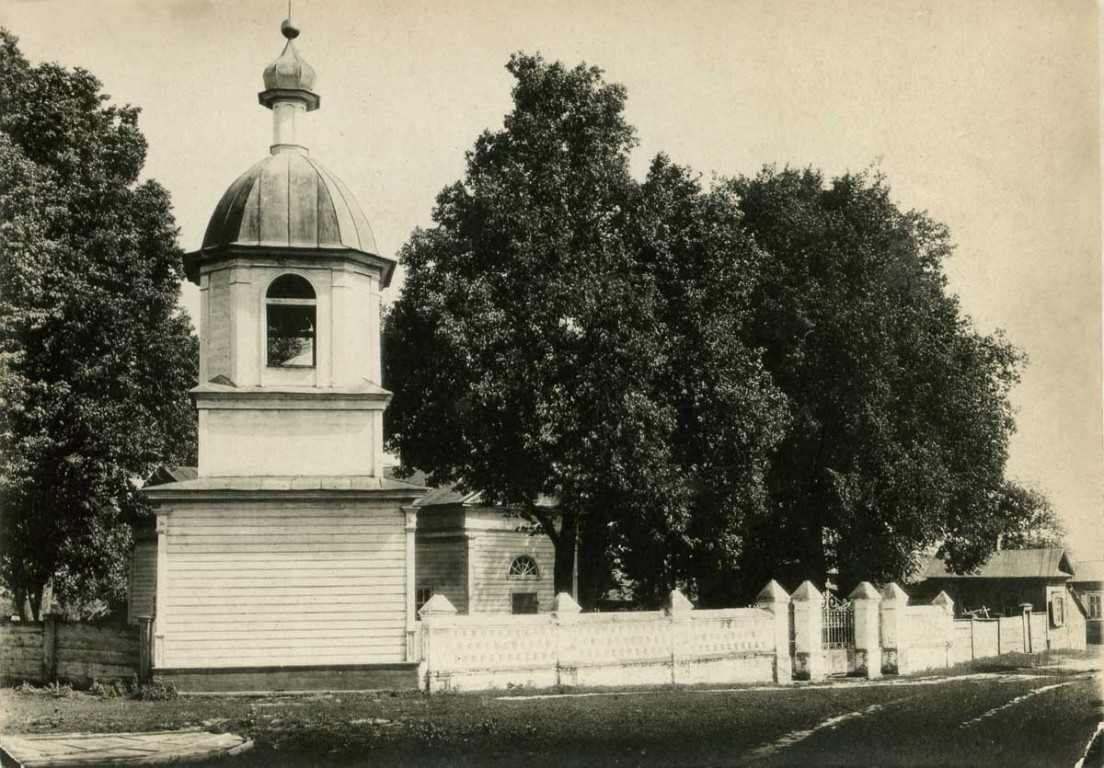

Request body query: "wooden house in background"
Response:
[917, 548, 1085, 629]
[138, 20, 426, 691]
[1070, 560, 1103, 644]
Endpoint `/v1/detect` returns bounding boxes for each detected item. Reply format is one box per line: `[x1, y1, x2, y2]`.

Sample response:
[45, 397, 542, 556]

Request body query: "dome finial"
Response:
[259, 3, 319, 115]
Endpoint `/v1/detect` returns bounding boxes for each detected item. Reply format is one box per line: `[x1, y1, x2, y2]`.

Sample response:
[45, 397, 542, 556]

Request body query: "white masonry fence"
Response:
[415, 578, 1086, 693]
[417, 582, 792, 693]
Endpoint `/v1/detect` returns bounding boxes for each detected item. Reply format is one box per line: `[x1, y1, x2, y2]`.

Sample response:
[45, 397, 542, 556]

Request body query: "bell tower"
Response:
[144, 17, 424, 688]
[184, 18, 394, 478]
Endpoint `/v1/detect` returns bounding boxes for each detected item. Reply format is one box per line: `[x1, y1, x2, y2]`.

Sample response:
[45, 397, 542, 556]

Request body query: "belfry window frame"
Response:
[265, 274, 317, 369]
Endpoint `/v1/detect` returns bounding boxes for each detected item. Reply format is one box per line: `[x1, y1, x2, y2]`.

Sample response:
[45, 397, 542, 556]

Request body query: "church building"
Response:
[142, 19, 426, 691]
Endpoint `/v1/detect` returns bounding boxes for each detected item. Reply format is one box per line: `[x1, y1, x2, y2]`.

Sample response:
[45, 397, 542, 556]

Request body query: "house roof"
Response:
[1072, 560, 1104, 583]
[922, 548, 1074, 580]
[383, 469, 475, 507]
[143, 475, 425, 496]
[383, 467, 557, 510]
[146, 465, 199, 487]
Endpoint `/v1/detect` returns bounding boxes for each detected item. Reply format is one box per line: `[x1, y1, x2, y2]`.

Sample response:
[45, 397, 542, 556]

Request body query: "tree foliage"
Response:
[384, 55, 787, 606]
[387, 53, 1051, 606]
[385, 53, 666, 600]
[730, 167, 1026, 593]
[625, 156, 789, 604]
[0, 30, 197, 618]
[993, 481, 1065, 551]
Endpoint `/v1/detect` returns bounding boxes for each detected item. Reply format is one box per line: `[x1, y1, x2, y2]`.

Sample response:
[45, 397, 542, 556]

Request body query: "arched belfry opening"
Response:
[265, 274, 316, 368]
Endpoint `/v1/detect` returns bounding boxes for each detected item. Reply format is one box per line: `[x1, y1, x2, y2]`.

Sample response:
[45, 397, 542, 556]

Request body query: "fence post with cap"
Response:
[757, 580, 792, 684]
[791, 581, 825, 681]
[849, 582, 882, 678]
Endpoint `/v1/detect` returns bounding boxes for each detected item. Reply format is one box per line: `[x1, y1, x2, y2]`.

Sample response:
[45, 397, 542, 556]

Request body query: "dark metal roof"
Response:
[383, 469, 475, 507]
[143, 475, 426, 496]
[382, 467, 558, 510]
[146, 465, 199, 487]
[200, 150, 379, 256]
[922, 548, 1074, 580]
[1072, 560, 1104, 584]
[186, 149, 396, 286]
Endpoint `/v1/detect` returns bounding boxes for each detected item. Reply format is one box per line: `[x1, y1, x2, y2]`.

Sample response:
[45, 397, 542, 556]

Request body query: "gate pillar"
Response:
[756, 580, 792, 684]
[849, 582, 882, 678]
[879, 583, 909, 674]
[791, 581, 826, 681]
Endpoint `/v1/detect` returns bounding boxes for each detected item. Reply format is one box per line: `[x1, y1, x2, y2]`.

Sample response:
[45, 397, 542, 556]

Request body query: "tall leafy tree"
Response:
[385, 55, 791, 606]
[0, 31, 197, 618]
[385, 53, 672, 599]
[387, 55, 1048, 604]
[729, 167, 1025, 593]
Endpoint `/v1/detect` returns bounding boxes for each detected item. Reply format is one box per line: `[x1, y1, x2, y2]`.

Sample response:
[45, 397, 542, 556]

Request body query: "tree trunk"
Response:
[530, 505, 579, 599]
[31, 587, 43, 622]
[802, 518, 826, 587]
[577, 513, 611, 610]
[14, 585, 28, 622]
[553, 510, 578, 597]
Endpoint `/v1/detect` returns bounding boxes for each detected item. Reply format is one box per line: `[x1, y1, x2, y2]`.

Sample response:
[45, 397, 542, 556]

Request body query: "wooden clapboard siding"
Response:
[469, 529, 555, 614]
[167, 575, 405, 588]
[163, 543, 399, 554]
[161, 503, 408, 669]
[415, 534, 469, 614]
[128, 541, 157, 624]
[168, 594, 399, 607]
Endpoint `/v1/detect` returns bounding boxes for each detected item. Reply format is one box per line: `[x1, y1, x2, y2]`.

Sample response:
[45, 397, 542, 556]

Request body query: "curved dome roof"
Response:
[201, 150, 380, 257]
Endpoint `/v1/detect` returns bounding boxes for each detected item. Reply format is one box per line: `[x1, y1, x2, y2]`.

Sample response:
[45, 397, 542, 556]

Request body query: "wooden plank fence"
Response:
[0, 616, 151, 687]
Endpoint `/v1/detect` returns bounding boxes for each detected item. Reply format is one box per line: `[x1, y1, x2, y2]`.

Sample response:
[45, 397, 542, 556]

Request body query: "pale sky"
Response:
[2, 0, 1101, 559]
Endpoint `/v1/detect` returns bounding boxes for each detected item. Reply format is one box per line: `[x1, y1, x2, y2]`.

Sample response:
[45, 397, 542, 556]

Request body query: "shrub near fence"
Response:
[0, 616, 151, 687]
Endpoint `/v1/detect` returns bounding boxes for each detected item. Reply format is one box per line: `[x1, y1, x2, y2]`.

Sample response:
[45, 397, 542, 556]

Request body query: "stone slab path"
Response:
[0, 729, 252, 766]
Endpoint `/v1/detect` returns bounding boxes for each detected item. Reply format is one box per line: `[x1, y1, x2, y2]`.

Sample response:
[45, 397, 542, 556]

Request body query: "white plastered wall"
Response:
[199, 260, 381, 389]
[198, 406, 378, 477]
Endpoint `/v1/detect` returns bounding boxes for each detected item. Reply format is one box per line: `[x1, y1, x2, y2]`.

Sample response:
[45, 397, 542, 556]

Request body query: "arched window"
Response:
[508, 555, 540, 578]
[266, 275, 316, 367]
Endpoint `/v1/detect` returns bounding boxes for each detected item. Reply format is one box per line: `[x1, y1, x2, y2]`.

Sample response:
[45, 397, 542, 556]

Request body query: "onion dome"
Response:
[258, 18, 320, 111]
[184, 19, 396, 287]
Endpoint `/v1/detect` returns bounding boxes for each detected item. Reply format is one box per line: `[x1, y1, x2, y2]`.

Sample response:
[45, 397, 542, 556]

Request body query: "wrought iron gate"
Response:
[822, 593, 854, 675]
